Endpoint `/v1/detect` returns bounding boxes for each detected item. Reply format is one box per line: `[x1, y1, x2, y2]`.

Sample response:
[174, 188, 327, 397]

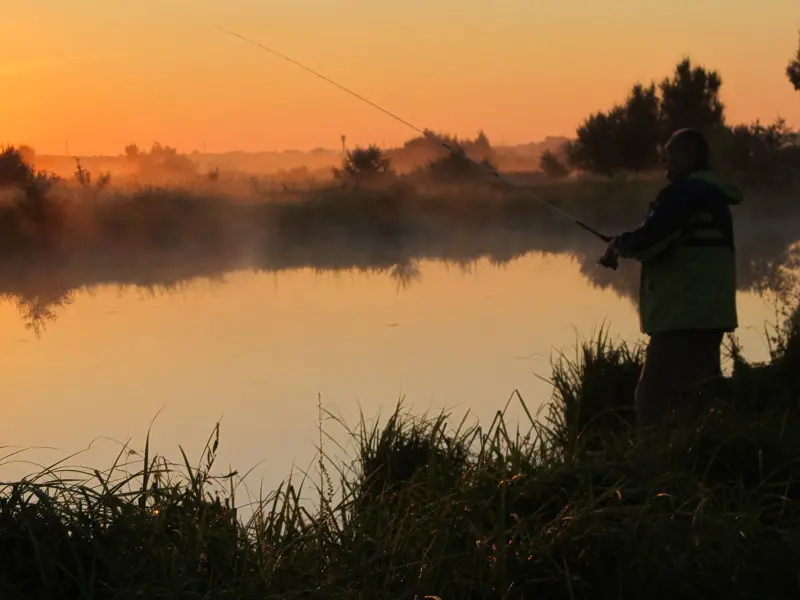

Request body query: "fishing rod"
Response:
[216, 26, 618, 269]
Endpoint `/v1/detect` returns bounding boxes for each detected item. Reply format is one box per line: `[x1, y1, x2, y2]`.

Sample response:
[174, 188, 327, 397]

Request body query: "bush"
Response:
[0, 146, 34, 187]
[423, 149, 496, 185]
[538, 149, 571, 179]
[333, 145, 393, 186]
[712, 118, 800, 188]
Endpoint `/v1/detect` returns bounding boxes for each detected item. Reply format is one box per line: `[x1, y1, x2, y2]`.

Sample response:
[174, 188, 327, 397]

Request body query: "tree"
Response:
[124, 143, 140, 161]
[715, 118, 799, 186]
[659, 58, 725, 136]
[615, 83, 661, 171]
[538, 149, 570, 179]
[0, 146, 62, 225]
[0, 146, 34, 187]
[74, 159, 111, 198]
[389, 129, 496, 173]
[74, 159, 91, 188]
[135, 142, 197, 180]
[566, 82, 661, 176]
[424, 149, 495, 184]
[788, 33, 800, 91]
[565, 108, 624, 177]
[334, 144, 392, 185]
[567, 58, 726, 177]
[470, 130, 495, 164]
[414, 132, 497, 184]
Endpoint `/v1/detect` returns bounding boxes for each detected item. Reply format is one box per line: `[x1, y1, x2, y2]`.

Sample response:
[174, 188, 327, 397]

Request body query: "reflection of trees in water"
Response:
[764, 241, 800, 302]
[1, 218, 800, 335]
[3, 289, 75, 337]
[0, 276, 230, 336]
[574, 219, 800, 305]
[390, 260, 422, 290]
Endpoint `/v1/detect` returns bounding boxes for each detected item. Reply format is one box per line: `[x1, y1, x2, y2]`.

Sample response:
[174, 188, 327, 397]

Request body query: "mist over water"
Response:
[3, 12, 799, 596]
[2, 136, 799, 493]
[0, 213, 792, 492]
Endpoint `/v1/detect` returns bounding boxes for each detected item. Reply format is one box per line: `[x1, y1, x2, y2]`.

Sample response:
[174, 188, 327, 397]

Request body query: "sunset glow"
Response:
[4, 0, 799, 154]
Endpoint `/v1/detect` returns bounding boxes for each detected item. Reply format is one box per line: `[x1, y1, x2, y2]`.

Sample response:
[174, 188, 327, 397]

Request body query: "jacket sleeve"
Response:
[615, 184, 698, 262]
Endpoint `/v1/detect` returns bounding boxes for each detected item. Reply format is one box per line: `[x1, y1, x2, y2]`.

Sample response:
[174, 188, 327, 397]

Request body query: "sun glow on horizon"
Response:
[3, 0, 799, 155]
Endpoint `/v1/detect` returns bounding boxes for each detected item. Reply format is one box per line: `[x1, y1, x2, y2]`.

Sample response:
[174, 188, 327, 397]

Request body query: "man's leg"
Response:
[635, 330, 724, 436]
[672, 330, 724, 427]
[634, 333, 675, 434]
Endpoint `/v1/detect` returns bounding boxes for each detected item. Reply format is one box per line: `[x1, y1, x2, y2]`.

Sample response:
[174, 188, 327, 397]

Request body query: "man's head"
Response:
[661, 128, 710, 181]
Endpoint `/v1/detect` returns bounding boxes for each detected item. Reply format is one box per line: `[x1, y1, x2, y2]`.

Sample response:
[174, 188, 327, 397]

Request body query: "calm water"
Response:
[0, 252, 780, 492]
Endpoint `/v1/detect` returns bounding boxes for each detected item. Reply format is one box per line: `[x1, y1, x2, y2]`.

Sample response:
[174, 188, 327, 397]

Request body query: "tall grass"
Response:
[3, 303, 800, 597]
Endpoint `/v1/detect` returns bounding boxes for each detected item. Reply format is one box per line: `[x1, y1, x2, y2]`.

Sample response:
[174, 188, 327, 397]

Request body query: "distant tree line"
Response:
[536, 53, 800, 186]
[9, 36, 797, 193]
[340, 41, 800, 189]
[124, 142, 198, 180]
[333, 130, 499, 188]
[561, 59, 721, 176]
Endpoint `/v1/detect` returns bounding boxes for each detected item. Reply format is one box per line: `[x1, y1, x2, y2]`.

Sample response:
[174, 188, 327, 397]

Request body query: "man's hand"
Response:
[598, 238, 620, 270]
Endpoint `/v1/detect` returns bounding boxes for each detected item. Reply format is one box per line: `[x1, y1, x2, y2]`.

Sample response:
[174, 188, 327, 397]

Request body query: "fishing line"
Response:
[216, 26, 613, 245]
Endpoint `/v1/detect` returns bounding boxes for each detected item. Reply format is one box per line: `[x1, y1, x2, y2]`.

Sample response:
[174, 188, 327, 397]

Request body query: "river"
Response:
[0, 249, 782, 494]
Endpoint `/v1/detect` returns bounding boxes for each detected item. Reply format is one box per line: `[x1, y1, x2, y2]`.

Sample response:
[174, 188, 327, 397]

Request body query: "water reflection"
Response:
[2, 289, 74, 336]
[2, 215, 799, 335]
[0, 251, 784, 493]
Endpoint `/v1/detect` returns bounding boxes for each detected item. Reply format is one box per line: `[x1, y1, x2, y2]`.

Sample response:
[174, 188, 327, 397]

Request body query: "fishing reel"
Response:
[598, 252, 619, 271]
[597, 237, 619, 271]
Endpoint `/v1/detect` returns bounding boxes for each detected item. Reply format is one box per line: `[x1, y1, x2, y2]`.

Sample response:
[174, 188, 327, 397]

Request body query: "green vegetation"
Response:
[0, 55, 795, 258]
[2, 142, 800, 335]
[3, 300, 800, 598]
[0, 51, 798, 335]
[538, 149, 570, 180]
[3, 129, 800, 340]
[788, 32, 800, 92]
[564, 58, 799, 182]
[333, 144, 394, 186]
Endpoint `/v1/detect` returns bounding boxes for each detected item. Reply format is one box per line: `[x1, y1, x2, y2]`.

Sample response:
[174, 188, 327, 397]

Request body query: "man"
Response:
[601, 128, 743, 433]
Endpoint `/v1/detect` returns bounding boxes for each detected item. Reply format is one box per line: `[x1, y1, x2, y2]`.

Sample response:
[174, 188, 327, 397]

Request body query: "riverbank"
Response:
[1, 177, 797, 310]
[2, 304, 800, 598]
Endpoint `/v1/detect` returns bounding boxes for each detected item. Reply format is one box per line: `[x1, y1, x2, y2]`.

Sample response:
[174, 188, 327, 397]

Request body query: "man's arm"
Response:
[613, 184, 697, 262]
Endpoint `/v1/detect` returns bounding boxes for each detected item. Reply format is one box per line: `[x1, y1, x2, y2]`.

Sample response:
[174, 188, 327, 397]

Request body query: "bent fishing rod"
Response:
[216, 26, 618, 269]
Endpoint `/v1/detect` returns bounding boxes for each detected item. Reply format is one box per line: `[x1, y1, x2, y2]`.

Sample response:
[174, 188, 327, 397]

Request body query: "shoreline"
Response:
[1, 313, 799, 597]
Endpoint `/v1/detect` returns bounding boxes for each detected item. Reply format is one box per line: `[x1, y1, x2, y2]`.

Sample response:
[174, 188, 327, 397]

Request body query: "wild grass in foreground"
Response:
[4, 307, 800, 598]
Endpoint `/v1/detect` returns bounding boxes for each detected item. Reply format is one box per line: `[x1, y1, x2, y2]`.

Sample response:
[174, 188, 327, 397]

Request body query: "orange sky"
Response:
[3, 1, 799, 155]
